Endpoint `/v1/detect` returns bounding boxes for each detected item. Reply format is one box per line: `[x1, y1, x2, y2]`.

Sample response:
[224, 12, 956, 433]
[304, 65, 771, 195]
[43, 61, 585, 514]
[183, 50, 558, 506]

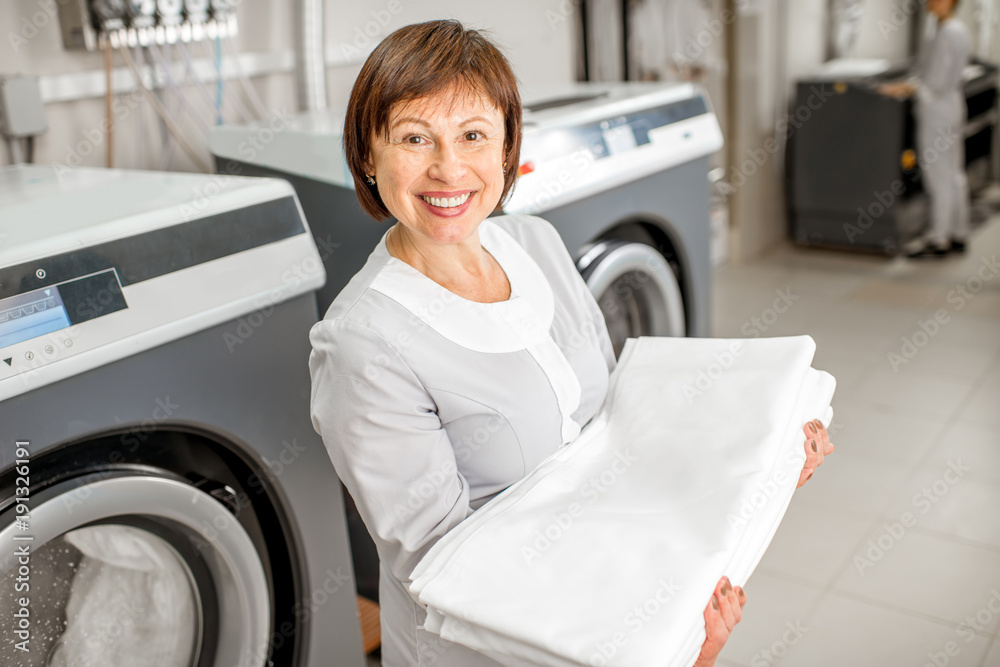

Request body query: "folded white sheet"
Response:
[410, 336, 836, 667]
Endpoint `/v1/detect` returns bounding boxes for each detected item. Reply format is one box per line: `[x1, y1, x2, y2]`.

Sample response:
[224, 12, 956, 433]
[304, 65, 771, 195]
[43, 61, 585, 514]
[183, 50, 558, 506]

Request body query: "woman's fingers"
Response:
[700, 576, 747, 663]
[732, 586, 746, 623]
[814, 419, 836, 455]
[702, 588, 726, 653]
[796, 466, 814, 488]
[716, 577, 738, 631]
[802, 422, 823, 470]
[798, 419, 834, 488]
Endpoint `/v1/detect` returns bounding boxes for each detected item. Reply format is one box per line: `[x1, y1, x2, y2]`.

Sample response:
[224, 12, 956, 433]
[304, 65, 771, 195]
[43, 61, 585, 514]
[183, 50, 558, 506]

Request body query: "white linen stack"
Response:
[410, 336, 836, 667]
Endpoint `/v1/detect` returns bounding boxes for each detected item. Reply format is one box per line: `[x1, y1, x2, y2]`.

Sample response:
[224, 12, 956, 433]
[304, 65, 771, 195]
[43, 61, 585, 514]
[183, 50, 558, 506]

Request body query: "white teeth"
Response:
[421, 192, 471, 208]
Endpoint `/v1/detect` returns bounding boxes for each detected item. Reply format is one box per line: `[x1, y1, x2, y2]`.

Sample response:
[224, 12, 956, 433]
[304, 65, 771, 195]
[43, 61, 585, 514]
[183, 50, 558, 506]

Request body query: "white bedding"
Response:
[410, 336, 836, 667]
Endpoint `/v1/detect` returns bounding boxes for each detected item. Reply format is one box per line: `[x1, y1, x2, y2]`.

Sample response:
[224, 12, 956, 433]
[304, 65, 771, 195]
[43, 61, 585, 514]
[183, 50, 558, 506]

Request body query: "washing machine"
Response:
[507, 81, 722, 347]
[0, 166, 364, 667]
[209, 80, 721, 601]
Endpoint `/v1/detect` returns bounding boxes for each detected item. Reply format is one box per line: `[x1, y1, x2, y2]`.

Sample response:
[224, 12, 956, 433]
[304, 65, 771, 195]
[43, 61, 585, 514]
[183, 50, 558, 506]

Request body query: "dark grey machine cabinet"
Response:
[787, 61, 998, 255]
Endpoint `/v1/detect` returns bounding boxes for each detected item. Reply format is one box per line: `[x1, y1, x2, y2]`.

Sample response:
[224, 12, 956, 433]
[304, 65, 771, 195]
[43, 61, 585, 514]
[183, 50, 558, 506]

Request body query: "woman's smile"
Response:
[417, 190, 476, 217]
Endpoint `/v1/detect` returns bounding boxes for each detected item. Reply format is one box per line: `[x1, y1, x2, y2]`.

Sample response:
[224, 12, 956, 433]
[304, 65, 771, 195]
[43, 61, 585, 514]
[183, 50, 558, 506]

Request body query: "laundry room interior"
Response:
[1, 0, 999, 666]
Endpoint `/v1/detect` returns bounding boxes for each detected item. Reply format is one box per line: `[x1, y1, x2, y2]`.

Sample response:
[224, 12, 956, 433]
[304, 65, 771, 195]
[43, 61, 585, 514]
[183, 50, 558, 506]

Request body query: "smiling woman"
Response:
[342, 20, 522, 221]
[309, 19, 754, 667]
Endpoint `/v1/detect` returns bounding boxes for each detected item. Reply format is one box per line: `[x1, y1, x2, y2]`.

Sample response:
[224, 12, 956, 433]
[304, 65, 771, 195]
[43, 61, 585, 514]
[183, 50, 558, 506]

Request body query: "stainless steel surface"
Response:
[579, 239, 686, 355]
[294, 0, 327, 112]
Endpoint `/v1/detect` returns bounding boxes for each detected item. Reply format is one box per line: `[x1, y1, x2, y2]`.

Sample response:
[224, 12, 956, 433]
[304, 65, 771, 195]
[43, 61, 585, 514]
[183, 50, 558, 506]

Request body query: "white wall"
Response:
[0, 0, 576, 171]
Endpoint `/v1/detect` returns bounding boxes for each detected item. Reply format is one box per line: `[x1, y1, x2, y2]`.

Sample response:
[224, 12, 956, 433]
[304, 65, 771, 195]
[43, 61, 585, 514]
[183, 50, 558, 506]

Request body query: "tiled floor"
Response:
[364, 220, 1000, 666]
[714, 218, 1000, 667]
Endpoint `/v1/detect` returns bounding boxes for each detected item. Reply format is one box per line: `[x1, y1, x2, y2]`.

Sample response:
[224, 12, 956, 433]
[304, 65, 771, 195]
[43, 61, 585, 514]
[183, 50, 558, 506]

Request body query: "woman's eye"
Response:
[464, 131, 483, 141]
[404, 135, 424, 144]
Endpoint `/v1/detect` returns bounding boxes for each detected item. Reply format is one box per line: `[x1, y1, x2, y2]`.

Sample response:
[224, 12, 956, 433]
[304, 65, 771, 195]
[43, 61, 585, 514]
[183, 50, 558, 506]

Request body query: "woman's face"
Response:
[367, 85, 507, 245]
[927, 0, 955, 19]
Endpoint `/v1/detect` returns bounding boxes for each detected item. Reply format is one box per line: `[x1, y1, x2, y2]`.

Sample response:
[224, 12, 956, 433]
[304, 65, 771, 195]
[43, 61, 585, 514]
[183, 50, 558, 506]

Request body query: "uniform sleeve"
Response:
[917, 25, 969, 102]
[308, 317, 472, 601]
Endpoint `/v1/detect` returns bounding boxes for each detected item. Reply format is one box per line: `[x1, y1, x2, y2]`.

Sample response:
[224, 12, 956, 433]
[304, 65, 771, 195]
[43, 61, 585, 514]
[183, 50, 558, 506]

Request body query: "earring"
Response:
[366, 174, 376, 186]
[502, 161, 507, 176]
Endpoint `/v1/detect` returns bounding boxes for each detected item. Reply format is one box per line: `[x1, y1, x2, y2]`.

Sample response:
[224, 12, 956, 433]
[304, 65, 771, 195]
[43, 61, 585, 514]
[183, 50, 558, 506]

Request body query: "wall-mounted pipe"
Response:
[295, 0, 327, 112]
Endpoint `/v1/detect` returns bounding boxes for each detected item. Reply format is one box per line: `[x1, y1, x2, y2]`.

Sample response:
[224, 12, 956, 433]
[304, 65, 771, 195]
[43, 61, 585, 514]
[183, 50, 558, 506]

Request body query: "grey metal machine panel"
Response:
[214, 157, 388, 318]
[0, 294, 364, 667]
[538, 155, 713, 338]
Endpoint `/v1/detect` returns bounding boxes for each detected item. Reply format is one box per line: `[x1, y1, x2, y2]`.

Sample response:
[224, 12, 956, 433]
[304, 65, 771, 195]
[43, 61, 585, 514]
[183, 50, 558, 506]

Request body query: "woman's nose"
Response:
[428, 143, 466, 183]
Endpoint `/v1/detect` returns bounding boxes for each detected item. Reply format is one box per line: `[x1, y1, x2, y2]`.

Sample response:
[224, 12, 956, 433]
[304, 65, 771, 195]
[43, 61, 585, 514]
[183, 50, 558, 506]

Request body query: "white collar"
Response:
[369, 219, 555, 353]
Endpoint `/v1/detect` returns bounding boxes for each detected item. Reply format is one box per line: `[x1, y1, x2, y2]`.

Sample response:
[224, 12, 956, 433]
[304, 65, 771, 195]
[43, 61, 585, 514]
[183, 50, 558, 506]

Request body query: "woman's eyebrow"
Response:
[390, 117, 429, 130]
[389, 115, 497, 130]
[459, 115, 495, 126]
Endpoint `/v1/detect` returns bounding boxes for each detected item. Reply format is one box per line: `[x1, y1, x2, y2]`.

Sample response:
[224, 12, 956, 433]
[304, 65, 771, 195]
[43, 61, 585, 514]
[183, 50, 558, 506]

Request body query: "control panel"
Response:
[505, 83, 724, 215]
[0, 166, 324, 400]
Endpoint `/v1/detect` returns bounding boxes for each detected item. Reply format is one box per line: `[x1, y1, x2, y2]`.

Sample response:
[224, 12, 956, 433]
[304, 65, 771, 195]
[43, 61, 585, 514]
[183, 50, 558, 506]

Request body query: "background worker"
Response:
[880, 0, 971, 258]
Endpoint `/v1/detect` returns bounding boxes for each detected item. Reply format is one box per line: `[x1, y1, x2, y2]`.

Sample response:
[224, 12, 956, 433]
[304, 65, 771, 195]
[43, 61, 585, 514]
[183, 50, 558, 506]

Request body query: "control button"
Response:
[64, 339, 73, 348]
[44, 345, 55, 355]
[24, 351, 34, 360]
[2, 358, 11, 367]
[35, 269, 46, 279]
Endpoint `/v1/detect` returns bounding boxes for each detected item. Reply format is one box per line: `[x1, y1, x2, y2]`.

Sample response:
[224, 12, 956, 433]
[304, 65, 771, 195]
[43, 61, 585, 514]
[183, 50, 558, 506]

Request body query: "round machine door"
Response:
[0, 474, 270, 667]
[578, 239, 686, 357]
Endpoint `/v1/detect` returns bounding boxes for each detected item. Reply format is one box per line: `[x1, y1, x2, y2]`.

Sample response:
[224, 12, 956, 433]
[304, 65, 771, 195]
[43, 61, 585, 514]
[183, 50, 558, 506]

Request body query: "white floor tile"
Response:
[715, 571, 824, 667]
[888, 340, 1000, 382]
[826, 399, 946, 467]
[849, 366, 976, 419]
[755, 499, 876, 587]
[833, 530, 1000, 633]
[957, 367, 1000, 428]
[925, 421, 1000, 488]
[774, 593, 992, 667]
[884, 466, 1000, 551]
[791, 449, 913, 520]
[983, 640, 1000, 667]
[930, 313, 1000, 351]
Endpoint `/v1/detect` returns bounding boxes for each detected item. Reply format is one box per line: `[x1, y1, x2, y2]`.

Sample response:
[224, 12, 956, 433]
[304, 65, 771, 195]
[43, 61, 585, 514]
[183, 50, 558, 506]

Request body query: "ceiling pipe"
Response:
[295, 0, 328, 112]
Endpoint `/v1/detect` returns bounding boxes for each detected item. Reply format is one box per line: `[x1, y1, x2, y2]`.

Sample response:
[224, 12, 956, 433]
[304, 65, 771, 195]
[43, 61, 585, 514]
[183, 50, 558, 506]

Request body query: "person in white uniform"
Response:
[881, 0, 971, 258]
[308, 19, 834, 667]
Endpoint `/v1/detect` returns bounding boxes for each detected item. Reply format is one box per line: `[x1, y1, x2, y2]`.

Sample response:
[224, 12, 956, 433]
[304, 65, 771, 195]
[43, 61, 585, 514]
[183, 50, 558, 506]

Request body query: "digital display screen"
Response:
[0, 269, 128, 349]
[0, 287, 71, 349]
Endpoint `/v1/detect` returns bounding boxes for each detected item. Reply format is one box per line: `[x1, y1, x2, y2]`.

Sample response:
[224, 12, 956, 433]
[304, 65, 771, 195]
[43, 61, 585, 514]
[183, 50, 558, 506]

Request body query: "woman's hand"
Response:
[877, 81, 916, 98]
[797, 419, 835, 488]
[693, 576, 746, 667]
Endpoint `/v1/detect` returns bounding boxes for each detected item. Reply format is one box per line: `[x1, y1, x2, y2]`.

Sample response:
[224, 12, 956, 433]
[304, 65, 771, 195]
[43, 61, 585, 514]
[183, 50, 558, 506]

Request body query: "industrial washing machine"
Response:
[788, 57, 999, 254]
[209, 80, 722, 601]
[0, 166, 364, 667]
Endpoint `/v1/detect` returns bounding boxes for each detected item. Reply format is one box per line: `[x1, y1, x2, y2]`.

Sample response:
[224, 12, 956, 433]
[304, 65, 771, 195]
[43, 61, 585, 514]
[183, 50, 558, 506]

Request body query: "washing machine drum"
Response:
[579, 239, 686, 356]
[0, 474, 270, 667]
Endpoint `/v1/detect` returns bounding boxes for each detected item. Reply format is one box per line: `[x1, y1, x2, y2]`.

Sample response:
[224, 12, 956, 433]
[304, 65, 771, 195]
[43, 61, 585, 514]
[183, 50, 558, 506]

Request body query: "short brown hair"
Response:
[343, 20, 522, 221]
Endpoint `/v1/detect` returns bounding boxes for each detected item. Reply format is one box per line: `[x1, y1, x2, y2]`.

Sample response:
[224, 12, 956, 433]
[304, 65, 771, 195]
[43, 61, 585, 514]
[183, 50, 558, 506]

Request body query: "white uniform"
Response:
[915, 16, 971, 246]
[308, 214, 616, 666]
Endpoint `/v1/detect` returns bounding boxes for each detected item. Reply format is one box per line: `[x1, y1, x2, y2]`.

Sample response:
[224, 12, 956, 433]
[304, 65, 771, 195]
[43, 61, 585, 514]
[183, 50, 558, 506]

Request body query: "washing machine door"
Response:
[0, 474, 270, 667]
[578, 239, 686, 357]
